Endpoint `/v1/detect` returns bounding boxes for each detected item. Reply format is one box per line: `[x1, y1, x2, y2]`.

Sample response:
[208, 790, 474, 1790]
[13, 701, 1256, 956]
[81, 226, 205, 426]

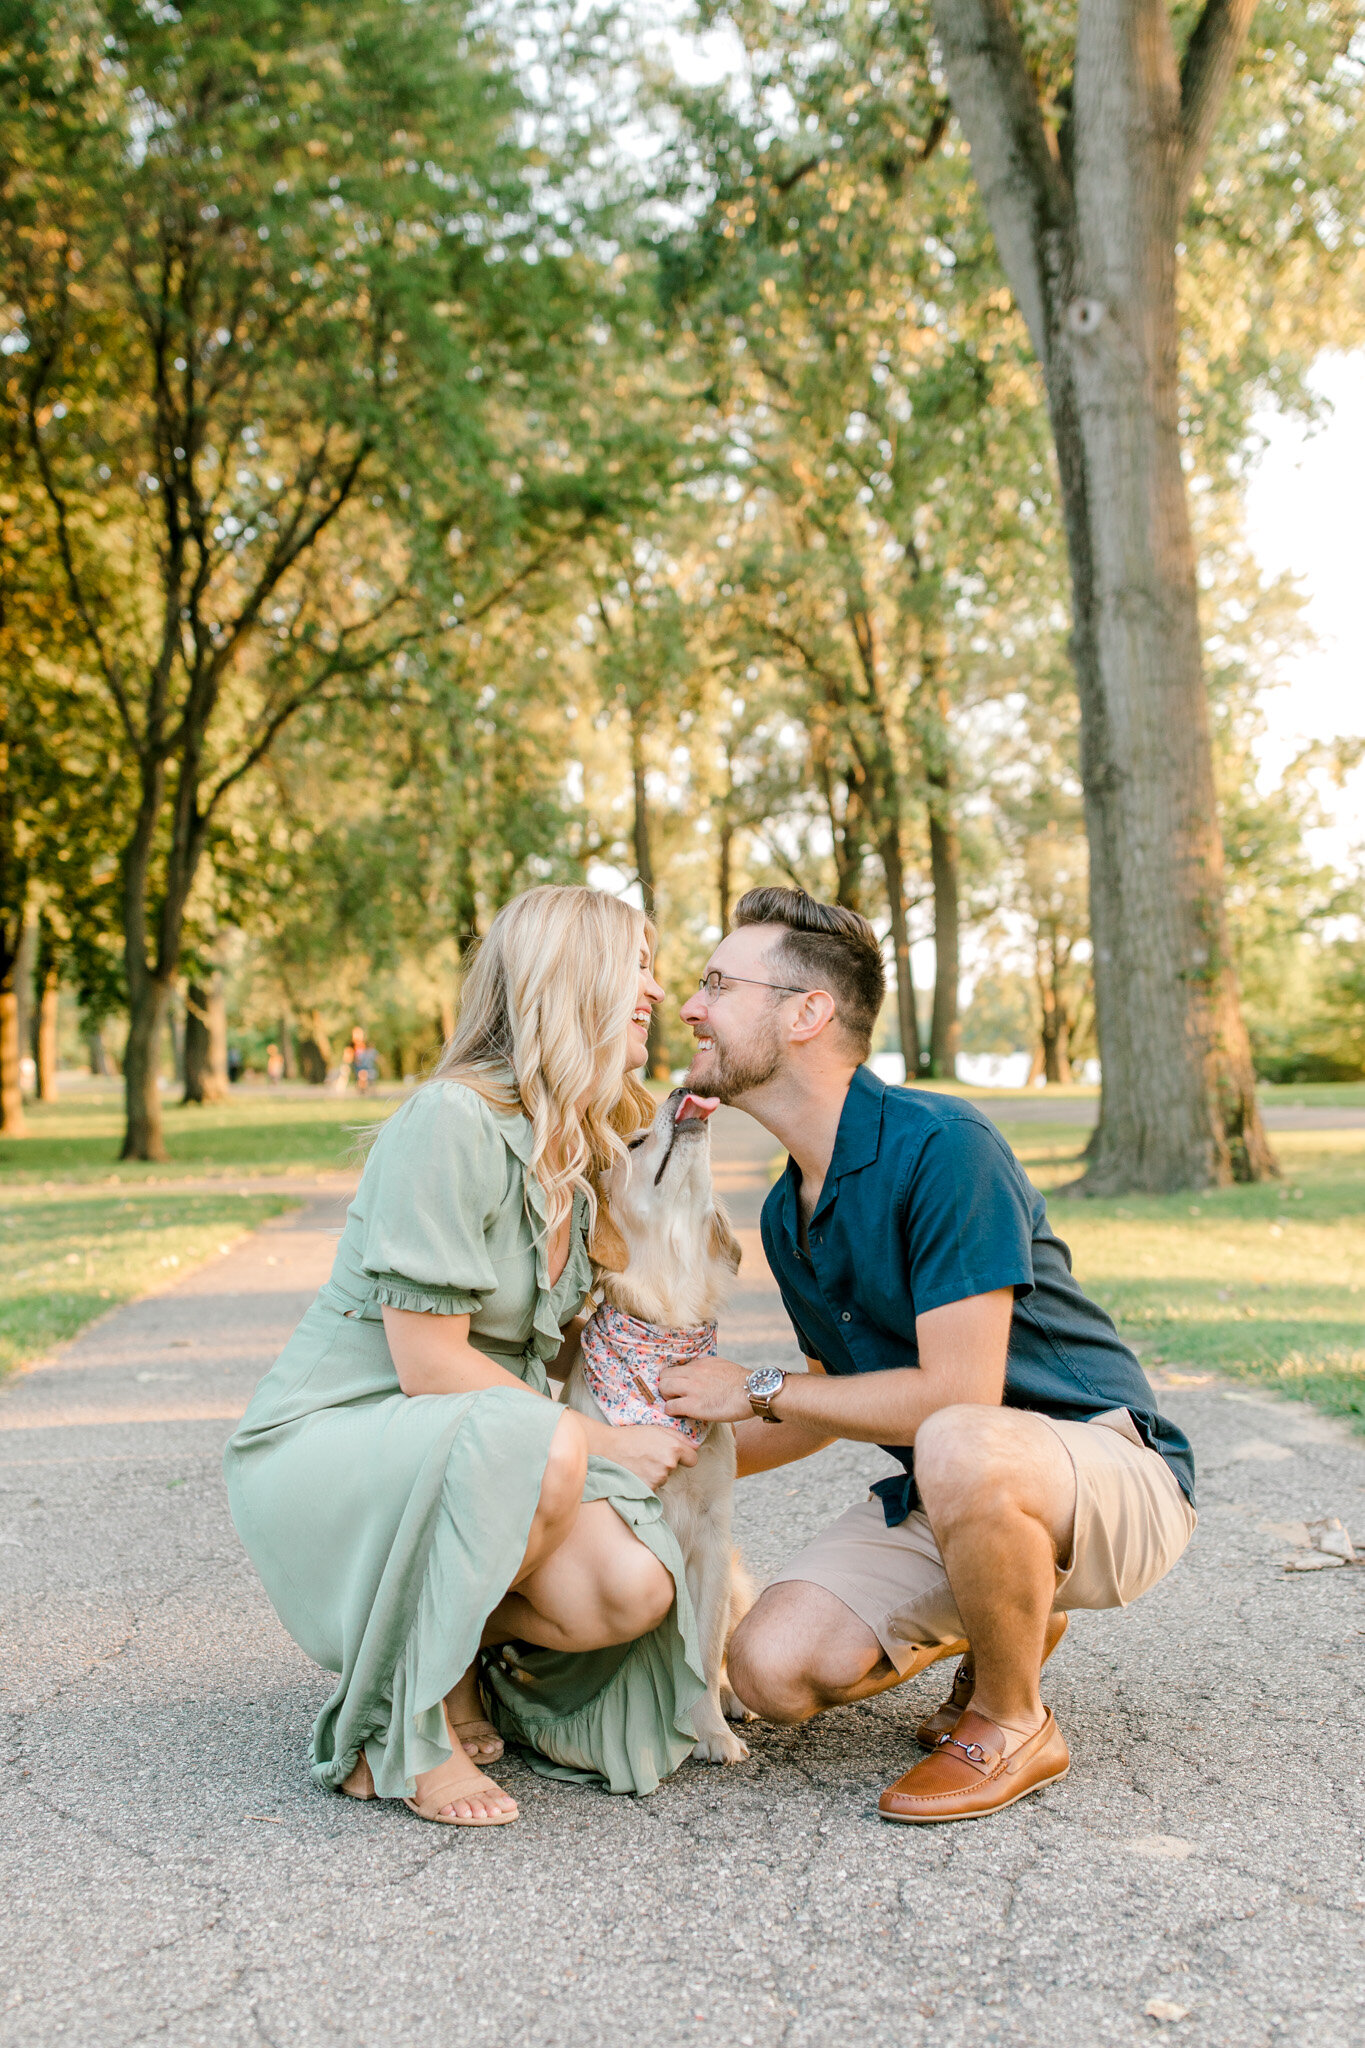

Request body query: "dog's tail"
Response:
[727, 1549, 756, 1639]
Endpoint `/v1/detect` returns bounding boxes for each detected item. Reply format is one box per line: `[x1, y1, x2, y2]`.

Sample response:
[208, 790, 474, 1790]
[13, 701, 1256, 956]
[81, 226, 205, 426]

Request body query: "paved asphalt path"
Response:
[3, 1111, 1364, 2048]
[967, 1097, 1365, 1130]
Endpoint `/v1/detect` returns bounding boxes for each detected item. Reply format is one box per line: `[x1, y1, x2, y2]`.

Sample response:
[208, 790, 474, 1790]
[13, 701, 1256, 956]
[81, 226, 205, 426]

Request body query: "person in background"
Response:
[266, 1044, 286, 1086]
[350, 1026, 380, 1094]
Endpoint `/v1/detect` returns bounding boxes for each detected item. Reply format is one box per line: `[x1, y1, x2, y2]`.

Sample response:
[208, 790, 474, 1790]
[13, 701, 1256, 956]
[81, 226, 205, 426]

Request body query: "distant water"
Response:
[870, 1052, 1101, 1090]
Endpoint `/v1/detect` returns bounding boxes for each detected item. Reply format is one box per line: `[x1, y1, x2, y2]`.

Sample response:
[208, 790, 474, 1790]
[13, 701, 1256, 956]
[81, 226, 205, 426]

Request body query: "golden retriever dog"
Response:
[564, 1087, 752, 1764]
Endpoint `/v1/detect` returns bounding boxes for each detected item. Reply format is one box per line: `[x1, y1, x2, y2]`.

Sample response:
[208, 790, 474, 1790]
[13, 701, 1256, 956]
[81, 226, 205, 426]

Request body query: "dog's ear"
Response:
[707, 1204, 742, 1274]
[590, 1201, 630, 1275]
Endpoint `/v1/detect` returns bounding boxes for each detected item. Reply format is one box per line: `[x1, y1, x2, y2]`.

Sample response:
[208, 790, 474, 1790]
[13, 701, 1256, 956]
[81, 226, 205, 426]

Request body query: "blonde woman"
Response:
[224, 887, 708, 1826]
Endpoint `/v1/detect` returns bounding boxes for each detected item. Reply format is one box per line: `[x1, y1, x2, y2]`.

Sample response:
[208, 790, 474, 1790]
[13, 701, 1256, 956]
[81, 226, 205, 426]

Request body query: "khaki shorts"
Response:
[768, 1410, 1197, 1676]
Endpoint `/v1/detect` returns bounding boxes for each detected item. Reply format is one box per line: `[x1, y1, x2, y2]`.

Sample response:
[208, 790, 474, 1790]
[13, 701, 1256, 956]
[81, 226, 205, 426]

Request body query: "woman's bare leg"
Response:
[341, 1411, 589, 1811]
[441, 1409, 590, 1759]
[483, 1500, 674, 1653]
[410, 1701, 519, 1823]
[444, 1664, 502, 1761]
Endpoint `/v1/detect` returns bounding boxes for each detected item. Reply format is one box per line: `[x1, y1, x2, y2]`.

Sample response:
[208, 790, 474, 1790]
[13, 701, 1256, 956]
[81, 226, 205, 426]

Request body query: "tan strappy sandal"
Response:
[403, 1752, 518, 1827]
[448, 1718, 504, 1763]
[337, 1734, 517, 1825]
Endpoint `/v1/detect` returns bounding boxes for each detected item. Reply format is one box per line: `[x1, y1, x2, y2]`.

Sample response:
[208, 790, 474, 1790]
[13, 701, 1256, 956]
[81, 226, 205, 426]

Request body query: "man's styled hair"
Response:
[731, 886, 885, 1059]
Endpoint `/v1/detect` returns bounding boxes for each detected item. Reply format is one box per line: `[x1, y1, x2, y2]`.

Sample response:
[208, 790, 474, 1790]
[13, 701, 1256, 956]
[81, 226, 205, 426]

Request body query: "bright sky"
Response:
[1243, 351, 1365, 869]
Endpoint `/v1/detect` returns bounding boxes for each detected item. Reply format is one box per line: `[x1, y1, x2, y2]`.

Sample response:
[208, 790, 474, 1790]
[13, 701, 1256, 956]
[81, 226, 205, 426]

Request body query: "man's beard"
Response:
[687, 1016, 784, 1103]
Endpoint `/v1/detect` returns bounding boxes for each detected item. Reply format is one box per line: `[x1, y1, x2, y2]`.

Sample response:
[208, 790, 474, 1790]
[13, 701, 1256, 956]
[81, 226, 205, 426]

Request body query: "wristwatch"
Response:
[745, 1366, 787, 1424]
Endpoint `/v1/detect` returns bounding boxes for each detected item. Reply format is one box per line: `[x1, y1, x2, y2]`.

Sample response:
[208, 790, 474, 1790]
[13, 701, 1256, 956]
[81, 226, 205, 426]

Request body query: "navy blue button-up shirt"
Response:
[760, 1065, 1196, 1525]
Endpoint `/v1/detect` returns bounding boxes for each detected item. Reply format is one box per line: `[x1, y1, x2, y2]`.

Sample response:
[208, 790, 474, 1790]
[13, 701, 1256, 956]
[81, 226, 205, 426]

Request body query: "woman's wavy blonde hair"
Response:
[431, 885, 655, 1270]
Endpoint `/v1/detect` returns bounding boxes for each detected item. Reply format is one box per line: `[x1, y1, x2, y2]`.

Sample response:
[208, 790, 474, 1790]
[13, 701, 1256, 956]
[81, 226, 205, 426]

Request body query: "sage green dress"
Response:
[223, 1081, 705, 1799]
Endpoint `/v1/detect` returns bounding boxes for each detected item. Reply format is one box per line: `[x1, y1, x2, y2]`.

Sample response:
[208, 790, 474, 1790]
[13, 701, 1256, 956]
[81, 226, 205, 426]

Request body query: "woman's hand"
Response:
[595, 1424, 698, 1492]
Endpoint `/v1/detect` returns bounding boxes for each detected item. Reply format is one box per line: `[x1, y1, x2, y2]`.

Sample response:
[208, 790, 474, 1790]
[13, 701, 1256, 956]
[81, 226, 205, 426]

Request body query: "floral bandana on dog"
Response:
[579, 1302, 716, 1445]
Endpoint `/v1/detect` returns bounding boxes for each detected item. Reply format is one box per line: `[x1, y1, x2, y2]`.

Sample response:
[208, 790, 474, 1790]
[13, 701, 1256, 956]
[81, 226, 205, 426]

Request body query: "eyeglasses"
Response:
[695, 971, 811, 1001]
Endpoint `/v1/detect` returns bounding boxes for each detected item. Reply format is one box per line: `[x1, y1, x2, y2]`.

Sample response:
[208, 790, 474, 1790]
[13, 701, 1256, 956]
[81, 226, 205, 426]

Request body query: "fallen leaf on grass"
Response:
[1145, 2000, 1189, 2024]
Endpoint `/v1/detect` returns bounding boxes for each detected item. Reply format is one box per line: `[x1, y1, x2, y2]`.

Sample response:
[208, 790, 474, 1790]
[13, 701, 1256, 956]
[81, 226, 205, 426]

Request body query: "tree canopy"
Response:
[4, 0, 1362, 1178]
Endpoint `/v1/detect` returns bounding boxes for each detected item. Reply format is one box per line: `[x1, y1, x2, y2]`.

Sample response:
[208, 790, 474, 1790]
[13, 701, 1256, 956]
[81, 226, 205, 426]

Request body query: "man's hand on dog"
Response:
[659, 1355, 752, 1424]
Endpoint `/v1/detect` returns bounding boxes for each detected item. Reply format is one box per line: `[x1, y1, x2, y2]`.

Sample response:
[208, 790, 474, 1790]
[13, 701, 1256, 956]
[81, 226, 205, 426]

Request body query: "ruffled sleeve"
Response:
[357, 1083, 505, 1315]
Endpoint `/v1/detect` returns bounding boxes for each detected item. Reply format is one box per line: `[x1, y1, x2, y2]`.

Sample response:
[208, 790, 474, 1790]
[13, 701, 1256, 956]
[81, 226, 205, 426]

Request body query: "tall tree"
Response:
[656, 0, 1064, 1077]
[1, 0, 603, 1158]
[923, 0, 1292, 1188]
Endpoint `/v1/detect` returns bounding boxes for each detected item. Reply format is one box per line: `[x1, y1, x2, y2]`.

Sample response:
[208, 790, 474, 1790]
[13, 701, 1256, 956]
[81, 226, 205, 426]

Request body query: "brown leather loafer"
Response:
[879, 1708, 1070, 1824]
[914, 1612, 1069, 1748]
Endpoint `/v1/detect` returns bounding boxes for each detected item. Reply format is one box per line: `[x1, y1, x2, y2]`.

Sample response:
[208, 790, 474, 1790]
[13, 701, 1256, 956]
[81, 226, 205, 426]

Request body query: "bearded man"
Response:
[658, 886, 1195, 1824]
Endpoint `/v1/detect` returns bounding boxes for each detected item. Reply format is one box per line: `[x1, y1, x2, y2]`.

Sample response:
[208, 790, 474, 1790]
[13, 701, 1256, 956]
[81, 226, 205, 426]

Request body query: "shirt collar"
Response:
[780, 1064, 886, 1234]
[491, 1103, 535, 1166]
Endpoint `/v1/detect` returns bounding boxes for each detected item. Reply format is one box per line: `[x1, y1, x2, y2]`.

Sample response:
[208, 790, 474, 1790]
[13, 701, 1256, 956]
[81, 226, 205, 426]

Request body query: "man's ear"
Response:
[788, 988, 838, 1044]
[590, 1203, 629, 1275]
[707, 1205, 742, 1274]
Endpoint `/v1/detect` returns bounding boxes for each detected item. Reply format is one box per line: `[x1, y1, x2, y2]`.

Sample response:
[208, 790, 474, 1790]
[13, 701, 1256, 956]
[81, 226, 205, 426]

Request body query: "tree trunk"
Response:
[183, 974, 229, 1104]
[718, 818, 734, 937]
[929, 0, 1271, 1192]
[1037, 949, 1073, 1084]
[452, 822, 479, 961]
[279, 1012, 294, 1079]
[927, 777, 961, 1081]
[35, 958, 60, 1103]
[0, 880, 28, 1129]
[120, 977, 173, 1161]
[297, 1009, 332, 1085]
[628, 701, 669, 1080]
[14, 911, 36, 1097]
[0, 986, 23, 1135]
[879, 825, 919, 1084]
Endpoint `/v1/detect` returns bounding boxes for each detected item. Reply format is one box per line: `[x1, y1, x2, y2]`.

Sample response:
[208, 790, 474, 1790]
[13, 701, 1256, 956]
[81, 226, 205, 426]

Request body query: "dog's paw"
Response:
[692, 1727, 750, 1765]
[720, 1684, 756, 1724]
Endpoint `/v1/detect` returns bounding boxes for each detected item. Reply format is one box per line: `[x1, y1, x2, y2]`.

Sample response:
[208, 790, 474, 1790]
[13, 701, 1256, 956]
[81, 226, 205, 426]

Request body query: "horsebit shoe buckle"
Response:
[936, 1734, 989, 1764]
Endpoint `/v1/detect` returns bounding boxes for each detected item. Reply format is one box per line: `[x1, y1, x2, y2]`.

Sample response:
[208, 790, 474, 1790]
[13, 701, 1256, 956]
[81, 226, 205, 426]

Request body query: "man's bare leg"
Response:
[913, 1404, 1076, 1751]
[726, 1581, 940, 1724]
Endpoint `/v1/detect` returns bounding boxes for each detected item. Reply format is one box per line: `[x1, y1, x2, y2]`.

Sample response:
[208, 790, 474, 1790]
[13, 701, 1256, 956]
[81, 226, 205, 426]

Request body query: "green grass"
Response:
[0, 1088, 404, 1376]
[4, 1089, 1363, 1433]
[1255, 1081, 1365, 1108]
[0, 1185, 295, 1377]
[0, 1089, 396, 1184]
[996, 1120, 1365, 1432]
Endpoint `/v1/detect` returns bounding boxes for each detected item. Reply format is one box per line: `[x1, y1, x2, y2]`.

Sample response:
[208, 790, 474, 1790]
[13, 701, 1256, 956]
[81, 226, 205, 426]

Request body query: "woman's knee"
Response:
[600, 1543, 674, 1640]
[538, 1409, 588, 1525]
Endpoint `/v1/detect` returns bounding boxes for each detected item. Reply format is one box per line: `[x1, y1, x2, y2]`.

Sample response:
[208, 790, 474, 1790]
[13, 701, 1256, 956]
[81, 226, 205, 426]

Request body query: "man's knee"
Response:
[915, 1407, 1075, 1560]
[728, 1592, 882, 1724]
[726, 1613, 812, 1725]
[914, 1405, 1018, 1524]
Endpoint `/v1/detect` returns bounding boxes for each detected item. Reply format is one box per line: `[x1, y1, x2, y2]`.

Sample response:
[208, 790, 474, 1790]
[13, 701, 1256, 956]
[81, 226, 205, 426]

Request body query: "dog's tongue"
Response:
[676, 1093, 719, 1123]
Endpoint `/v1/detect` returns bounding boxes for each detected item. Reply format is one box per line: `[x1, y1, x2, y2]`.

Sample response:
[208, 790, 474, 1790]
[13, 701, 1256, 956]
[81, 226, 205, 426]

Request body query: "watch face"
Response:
[747, 1367, 785, 1399]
